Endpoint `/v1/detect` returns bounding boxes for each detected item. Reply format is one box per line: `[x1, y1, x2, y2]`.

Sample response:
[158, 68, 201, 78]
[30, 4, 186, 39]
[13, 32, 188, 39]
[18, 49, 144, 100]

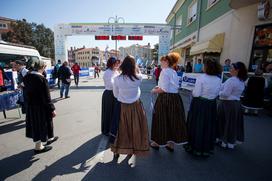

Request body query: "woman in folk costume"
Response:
[217, 62, 248, 149]
[101, 57, 120, 136]
[111, 55, 149, 164]
[184, 58, 222, 157]
[150, 52, 187, 151]
[24, 59, 58, 154]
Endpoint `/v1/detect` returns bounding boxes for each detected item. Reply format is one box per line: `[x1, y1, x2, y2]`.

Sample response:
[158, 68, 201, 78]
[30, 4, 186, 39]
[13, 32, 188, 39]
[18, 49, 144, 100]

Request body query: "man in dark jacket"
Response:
[58, 61, 72, 98]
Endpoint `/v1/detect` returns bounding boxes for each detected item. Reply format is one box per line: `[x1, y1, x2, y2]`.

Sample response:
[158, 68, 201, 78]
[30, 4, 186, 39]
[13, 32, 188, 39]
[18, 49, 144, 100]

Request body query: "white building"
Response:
[119, 43, 152, 63]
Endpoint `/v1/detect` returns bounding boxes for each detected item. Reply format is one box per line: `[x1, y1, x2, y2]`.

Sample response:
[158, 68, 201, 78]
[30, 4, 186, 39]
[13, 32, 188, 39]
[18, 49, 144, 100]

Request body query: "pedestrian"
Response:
[58, 61, 72, 98]
[150, 52, 187, 151]
[23, 59, 58, 154]
[0, 65, 9, 92]
[185, 61, 193, 73]
[194, 59, 203, 73]
[101, 57, 120, 136]
[217, 62, 248, 149]
[185, 58, 222, 157]
[111, 55, 149, 165]
[154, 65, 161, 85]
[53, 60, 62, 88]
[71, 62, 81, 87]
[94, 65, 100, 78]
[14, 60, 29, 113]
[223, 59, 231, 72]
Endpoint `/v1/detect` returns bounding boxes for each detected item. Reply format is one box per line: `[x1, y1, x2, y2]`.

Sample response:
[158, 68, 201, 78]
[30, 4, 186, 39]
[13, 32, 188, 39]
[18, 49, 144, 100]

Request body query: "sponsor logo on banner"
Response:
[181, 73, 201, 91]
[79, 68, 90, 77]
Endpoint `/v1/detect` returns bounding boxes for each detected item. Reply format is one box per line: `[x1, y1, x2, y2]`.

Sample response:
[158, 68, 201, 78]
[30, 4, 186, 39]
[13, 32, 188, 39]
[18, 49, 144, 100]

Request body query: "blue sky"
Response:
[1, 0, 176, 50]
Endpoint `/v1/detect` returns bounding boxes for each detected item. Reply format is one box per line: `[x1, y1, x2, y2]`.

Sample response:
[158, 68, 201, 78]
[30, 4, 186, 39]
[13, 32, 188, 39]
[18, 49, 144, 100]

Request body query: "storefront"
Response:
[249, 23, 272, 72]
[190, 33, 225, 63]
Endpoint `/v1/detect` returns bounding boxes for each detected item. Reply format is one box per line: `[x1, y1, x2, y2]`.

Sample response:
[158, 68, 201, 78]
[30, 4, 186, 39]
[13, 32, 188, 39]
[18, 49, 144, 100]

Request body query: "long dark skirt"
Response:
[187, 97, 217, 153]
[26, 105, 54, 142]
[217, 100, 244, 144]
[151, 93, 187, 146]
[101, 90, 116, 135]
[111, 100, 149, 156]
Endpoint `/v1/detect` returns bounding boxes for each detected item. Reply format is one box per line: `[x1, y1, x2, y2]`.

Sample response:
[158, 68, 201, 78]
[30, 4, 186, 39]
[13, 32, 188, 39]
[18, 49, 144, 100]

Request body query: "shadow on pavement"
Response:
[0, 120, 25, 135]
[32, 134, 107, 181]
[69, 86, 105, 90]
[0, 150, 39, 180]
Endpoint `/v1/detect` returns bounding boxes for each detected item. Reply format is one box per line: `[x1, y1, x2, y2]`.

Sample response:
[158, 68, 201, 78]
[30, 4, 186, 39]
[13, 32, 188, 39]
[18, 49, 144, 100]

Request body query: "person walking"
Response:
[111, 55, 149, 166]
[217, 62, 248, 149]
[94, 65, 100, 78]
[150, 52, 187, 151]
[24, 59, 58, 154]
[71, 62, 81, 87]
[185, 58, 222, 157]
[154, 65, 161, 85]
[53, 60, 62, 89]
[101, 57, 119, 136]
[58, 61, 72, 98]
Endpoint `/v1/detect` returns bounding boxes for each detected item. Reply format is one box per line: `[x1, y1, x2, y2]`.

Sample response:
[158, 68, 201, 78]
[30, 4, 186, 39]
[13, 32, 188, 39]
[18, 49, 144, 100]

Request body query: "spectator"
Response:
[223, 59, 231, 72]
[0, 65, 9, 92]
[58, 61, 72, 98]
[194, 59, 203, 73]
[24, 58, 58, 154]
[242, 69, 266, 114]
[185, 61, 193, 73]
[71, 62, 81, 87]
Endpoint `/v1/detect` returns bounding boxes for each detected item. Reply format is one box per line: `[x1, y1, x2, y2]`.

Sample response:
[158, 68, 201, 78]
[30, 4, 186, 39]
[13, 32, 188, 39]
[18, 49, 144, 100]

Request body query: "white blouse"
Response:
[158, 68, 179, 93]
[113, 74, 142, 104]
[219, 76, 245, 101]
[103, 69, 119, 90]
[192, 74, 221, 99]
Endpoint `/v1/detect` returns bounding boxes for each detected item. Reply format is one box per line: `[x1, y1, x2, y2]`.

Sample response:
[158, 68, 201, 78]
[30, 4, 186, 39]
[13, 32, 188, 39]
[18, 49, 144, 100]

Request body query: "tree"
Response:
[2, 19, 55, 59]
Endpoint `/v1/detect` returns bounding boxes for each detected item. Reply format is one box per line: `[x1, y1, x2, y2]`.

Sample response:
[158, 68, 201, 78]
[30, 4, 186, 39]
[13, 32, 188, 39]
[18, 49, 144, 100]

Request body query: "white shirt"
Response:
[103, 69, 119, 90]
[158, 68, 179, 93]
[192, 74, 221, 99]
[219, 76, 245, 101]
[113, 74, 142, 104]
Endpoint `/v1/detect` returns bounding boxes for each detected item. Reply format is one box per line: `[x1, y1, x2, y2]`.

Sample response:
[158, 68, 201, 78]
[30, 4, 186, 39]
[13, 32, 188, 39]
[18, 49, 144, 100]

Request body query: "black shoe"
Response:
[65, 96, 70, 99]
[150, 143, 160, 150]
[47, 136, 59, 145]
[165, 146, 174, 152]
[34, 146, 52, 154]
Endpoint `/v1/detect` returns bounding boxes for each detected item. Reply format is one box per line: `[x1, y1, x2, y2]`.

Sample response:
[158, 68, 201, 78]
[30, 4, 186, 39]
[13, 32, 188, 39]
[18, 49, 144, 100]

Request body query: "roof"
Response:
[165, 0, 185, 23]
[0, 16, 16, 22]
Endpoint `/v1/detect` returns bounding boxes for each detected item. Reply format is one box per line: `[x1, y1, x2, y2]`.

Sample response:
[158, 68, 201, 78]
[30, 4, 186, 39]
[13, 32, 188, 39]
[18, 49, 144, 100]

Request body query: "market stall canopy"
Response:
[229, 0, 258, 9]
[190, 33, 225, 56]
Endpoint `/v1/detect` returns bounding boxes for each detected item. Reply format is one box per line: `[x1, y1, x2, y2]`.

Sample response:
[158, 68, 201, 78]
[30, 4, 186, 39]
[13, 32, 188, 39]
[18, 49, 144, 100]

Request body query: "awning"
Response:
[190, 33, 225, 56]
[229, 0, 258, 9]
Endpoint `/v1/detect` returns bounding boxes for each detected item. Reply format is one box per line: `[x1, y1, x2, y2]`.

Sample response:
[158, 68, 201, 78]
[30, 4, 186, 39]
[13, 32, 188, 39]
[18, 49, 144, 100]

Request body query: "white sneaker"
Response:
[221, 142, 227, 148]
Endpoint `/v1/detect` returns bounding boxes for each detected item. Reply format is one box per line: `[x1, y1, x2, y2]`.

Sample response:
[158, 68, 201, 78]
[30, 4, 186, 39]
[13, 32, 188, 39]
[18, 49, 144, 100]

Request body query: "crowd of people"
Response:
[101, 52, 253, 165]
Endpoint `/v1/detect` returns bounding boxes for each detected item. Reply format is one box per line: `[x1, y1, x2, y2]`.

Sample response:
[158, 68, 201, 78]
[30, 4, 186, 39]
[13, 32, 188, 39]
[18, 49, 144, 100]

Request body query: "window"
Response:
[0, 23, 8, 29]
[188, 1, 198, 24]
[175, 15, 182, 33]
[207, 0, 219, 8]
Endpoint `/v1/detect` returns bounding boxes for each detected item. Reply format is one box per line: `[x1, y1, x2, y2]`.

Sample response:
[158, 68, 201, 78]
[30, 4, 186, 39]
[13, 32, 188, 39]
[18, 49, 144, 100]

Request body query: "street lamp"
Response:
[108, 15, 125, 58]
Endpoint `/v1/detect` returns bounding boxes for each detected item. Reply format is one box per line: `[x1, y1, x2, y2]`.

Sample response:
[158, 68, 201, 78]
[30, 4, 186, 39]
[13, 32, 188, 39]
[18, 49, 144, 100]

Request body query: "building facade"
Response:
[74, 47, 100, 67]
[119, 43, 152, 62]
[0, 17, 16, 40]
[167, 0, 272, 71]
